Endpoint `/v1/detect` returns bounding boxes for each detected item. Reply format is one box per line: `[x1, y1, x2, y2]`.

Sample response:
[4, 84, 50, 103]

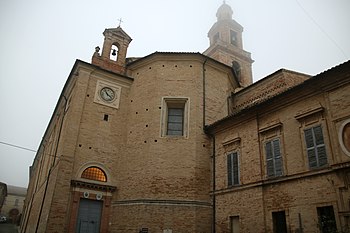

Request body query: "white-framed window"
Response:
[227, 152, 239, 186]
[161, 97, 189, 138]
[304, 125, 328, 168]
[265, 138, 283, 177]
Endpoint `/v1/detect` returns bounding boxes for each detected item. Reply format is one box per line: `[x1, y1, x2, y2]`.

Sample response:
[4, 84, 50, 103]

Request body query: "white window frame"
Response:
[160, 97, 190, 138]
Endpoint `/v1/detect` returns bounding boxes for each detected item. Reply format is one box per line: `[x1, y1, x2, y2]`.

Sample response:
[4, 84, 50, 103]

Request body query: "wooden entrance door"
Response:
[76, 199, 103, 233]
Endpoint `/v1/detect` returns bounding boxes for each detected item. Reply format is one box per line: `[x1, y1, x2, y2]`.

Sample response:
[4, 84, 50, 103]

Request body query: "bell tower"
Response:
[92, 26, 132, 74]
[204, 2, 254, 86]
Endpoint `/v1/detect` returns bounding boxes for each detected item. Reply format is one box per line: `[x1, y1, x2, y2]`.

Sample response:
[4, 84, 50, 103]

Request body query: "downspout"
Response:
[35, 95, 68, 233]
[202, 58, 208, 129]
[256, 112, 267, 231]
[211, 133, 216, 233]
[202, 58, 216, 232]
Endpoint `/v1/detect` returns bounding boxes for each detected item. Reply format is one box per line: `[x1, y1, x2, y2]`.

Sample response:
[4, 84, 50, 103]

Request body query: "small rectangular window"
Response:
[103, 114, 109, 121]
[265, 138, 283, 177]
[227, 152, 239, 186]
[161, 97, 189, 138]
[304, 125, 327, 168]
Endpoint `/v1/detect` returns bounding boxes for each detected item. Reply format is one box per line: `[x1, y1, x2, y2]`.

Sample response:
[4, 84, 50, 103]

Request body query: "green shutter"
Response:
[313, 126, 324, 145]
[304, 128, 314, 149]
[273, 139, 283, 176]
[265, 139, 283, 177]
[273, 139, 281, 158]
[265, 141, 275, 177]
[232, 153, 239, 185]
[227, 152, 239, 186]
[304, 126, 327, 168]
[317, 146, 328, 166]
[227, 154, 233, 186]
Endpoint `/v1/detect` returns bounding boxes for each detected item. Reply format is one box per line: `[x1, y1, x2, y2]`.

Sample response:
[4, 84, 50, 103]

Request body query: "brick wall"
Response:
[211, 64, 350, 232]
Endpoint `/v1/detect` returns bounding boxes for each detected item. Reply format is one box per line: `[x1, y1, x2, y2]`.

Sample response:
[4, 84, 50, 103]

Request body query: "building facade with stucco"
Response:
[21, 2, 350, 233]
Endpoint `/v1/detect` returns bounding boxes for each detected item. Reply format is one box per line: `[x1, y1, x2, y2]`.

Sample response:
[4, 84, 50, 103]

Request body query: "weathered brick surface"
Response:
[22, 52, 236, 232]
[231, 69, 310, 113]
[211, 63, 350, 233]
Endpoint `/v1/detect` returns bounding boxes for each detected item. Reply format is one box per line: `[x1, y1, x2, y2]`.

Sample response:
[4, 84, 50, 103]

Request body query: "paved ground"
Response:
[0, 223, 18, 233]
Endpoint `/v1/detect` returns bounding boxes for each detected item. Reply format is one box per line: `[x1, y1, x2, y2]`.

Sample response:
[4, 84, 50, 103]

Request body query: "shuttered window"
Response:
[304, 125, 327, 169]
[227, 152, 239, 186]
[265, 138, 283, 177]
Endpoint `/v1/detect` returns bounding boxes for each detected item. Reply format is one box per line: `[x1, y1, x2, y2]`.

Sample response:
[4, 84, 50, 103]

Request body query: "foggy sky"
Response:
[0, 0, 349, 187]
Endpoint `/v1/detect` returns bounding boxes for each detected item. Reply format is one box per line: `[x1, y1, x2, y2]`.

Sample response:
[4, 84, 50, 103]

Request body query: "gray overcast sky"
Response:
[0, 0, 349, 187]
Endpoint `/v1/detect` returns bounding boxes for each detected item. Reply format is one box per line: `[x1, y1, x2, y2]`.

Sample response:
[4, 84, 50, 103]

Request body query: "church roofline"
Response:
[205, 60, 350, 132]
[127, 51, 237, 70]
[126, 51, 241, 86]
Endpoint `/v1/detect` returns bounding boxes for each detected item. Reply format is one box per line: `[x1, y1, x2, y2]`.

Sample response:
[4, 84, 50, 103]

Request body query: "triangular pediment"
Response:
[103, 26, 132, 42]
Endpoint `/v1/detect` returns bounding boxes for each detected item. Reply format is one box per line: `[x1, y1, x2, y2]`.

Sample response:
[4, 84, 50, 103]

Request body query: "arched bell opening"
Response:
[109, 44, 119, 62]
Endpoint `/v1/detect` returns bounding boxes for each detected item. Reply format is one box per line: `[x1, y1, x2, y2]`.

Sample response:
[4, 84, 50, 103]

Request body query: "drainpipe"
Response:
[35, 95, 68, 233]
[211, 133, 216, 233]
[202, 58, 208, 129]
[202, 58, 216, 232]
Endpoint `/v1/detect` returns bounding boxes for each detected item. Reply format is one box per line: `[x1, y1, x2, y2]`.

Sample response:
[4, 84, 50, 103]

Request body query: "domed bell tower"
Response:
[92, 25, 132, 74]
[204, 2, 254, 87]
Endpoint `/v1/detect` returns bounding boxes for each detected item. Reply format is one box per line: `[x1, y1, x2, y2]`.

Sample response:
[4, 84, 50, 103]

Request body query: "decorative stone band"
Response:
[71, 180, 116, 192]
[112, 199, 212, 207]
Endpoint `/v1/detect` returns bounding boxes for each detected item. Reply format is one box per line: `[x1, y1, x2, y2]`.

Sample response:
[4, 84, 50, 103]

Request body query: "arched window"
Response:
[81, 166, 107, 182]
[110, 44, 119, 61]
[232, 61, 241, 81]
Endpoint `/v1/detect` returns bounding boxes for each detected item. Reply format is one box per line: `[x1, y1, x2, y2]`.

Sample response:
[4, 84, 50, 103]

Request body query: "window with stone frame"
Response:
[295, 105, 328, 170]
[222, 135, 241, 188]
[265, 138, 283, 177]
[304, 125, 328, 169]
[161, 97, 189, 138]
[259, 121, 284, 179]
[227, 152, 240, 186]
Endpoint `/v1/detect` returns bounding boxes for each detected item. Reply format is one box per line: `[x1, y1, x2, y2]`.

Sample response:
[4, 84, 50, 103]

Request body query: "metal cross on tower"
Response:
[118, 18, 123, 27]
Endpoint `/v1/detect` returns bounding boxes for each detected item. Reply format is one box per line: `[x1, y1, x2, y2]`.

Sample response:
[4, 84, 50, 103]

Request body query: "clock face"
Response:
[100, 87, 115, 102]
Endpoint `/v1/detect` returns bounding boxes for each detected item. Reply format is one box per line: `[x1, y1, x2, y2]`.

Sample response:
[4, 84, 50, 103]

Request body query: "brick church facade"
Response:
[21, 2, 350, 233]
